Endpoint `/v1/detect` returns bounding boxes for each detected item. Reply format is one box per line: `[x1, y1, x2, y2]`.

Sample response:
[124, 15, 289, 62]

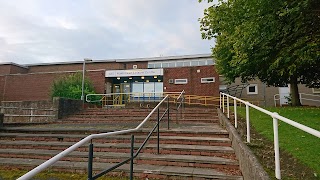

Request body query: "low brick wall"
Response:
[1, 100, 56, 123]
[53, 97, 83, 119]
[0, 98, 83, 124]
[217, 108, 270, 180]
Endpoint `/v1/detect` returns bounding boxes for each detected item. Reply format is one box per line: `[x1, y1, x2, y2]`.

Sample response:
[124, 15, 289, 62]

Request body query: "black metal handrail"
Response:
[176, 90, 185, 123]
[18, 91, 184, 180]
[87, 96, 171, 180]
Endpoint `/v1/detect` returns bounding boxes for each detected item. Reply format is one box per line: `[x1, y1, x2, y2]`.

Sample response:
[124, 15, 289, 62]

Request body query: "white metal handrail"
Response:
[274, 93, 320, 107]
[18, 92, 177, 180]
[299, 93, 320, 105]
[220, 92, 320, 180]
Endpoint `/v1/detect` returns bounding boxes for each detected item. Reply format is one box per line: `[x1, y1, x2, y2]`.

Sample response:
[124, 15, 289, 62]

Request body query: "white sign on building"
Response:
[105, 69, 163, 77]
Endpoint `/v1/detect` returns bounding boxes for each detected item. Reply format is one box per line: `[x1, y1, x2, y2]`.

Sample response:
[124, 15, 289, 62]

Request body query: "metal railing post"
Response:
[219, 93, 222, 109]
[227, 96, 230, 118]
[87, 141, 94, 180]
[176, 99, 178, 123]
[130, 135, 134, 180]
[157, 108, 160, 154]
[30, 108, 34, 122]
[246, 103, 250, 143]
[234, 98, 237, 128]
[222, 94, 225, 113]
[273, 113, 281, 179]
[167, 97, 170, 130]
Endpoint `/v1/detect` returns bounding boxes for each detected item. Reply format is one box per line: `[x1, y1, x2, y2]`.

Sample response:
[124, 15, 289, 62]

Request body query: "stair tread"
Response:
[0, 148, 238, 165]
[0, 125, 228, 134]
[0, 157, 242, 179]
[0, 140, 234, 152]
[0, 133, 230, 142]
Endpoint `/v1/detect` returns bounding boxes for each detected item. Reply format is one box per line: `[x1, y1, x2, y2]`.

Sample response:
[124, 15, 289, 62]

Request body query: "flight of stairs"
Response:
[0, 107, 243, 179]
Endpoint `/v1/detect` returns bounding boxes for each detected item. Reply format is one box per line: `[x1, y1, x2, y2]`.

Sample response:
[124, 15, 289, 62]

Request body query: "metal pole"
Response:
[227, 96, 230, 118]
[299, 93, 302, 105]
[81, 60, 86, 101]
[246, 103, 250, 143]
[87, 142, 93, 180]
[157, 108, 160, 154]
[167, 97, 170, 130]
[234, 98, 237, 128]
[273, 113, 281, 179]
[219, 93, 222, 109]
[130, 135, 134, 180]
[30, 108, 34, 122]
[222, 94, 225, 113]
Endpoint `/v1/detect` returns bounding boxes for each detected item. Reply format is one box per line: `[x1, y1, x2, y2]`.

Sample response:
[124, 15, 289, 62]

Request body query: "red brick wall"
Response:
[0, 65, 12, 75]
[28, 62, 123, 73]
[163, 66, 219, 96]
[125, 62, 148, 69]
[0, 76, 5, 101]
[1, 70, 105, 101]
[10, 65, 28, 74]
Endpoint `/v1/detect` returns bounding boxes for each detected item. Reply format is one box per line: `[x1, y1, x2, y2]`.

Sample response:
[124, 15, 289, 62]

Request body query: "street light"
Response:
[81, 58, 92, 102]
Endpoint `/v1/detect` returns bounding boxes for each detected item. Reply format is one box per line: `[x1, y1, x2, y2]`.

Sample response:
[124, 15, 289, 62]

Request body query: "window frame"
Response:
[247, 84, 258, 95]
[174, 79, 188, 84]
[201, 77, 215, 83]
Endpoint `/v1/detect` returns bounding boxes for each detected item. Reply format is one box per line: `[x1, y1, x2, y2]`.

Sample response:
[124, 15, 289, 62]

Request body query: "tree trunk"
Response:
[289, 78, 302, 106]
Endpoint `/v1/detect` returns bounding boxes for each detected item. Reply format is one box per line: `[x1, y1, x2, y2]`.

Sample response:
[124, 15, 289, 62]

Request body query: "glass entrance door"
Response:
[113, 84, 122, 105]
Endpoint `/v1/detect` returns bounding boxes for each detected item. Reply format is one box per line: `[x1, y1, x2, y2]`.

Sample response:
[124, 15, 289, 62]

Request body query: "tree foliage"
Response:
[199, 0, 320, 106]
[50, 72, 97, 100]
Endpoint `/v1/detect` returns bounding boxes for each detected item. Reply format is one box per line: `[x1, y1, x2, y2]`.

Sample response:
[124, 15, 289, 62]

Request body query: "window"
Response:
[191, 61, 199, 66]
[154, 63, 161, 68]
[207, 59, 214, 65]
[198, 60, 206, 66]
[176, 61, 184, 67]
[174, 79, 188, 84]
[183, 61, 190, 67]
[162, 62, 169, 68]
[247, 84, 258, 95]
[313, 88, 320, 93]
[148, 63, 154, 69]
[168, 62, 176, 67]
[201, 77, 215, 83]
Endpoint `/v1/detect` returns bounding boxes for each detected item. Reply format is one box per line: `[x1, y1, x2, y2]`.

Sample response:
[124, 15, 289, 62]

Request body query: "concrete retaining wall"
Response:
[53, 97, 83, 119]
[1, 100, 56, 123]
[217, 108, 270, 180]
[0, 98, 83, 124]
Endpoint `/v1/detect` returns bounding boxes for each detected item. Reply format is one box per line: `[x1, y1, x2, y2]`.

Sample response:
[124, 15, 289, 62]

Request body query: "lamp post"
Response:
[81, 58, 92, 103]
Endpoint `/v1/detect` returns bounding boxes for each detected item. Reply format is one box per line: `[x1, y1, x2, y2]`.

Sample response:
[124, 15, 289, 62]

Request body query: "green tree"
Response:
[50, 72, 97, 100]
[199, 0, 320, 106]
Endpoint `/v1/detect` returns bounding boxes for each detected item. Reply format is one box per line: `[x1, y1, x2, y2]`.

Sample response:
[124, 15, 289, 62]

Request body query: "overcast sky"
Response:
[0, 0, 215, 64]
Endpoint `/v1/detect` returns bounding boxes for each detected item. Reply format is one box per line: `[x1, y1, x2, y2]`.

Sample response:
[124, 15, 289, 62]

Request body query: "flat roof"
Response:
[23, 53, 212, 67]
[0, 62, 29, 69]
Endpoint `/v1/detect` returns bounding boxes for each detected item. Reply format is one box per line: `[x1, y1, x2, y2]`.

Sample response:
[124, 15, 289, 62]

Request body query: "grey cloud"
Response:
[0, 0, 214, 64]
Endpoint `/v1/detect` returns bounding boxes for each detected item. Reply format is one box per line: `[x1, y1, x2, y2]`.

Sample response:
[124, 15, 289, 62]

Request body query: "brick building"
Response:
[0, 54, 219, 102]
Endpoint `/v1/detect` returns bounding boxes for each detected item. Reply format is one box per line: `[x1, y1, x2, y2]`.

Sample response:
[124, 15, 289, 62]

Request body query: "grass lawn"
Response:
[236, 106, 320, 175]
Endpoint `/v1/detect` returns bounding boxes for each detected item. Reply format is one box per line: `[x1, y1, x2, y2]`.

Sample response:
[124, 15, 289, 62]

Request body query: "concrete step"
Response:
[0, 149, 240, 172]
[0, 126, 229, 137]
[0, 133, 231, 146]
[0, 140, 236, 158]
[0, 158, 243, 179]
[59, 119, 219, 124]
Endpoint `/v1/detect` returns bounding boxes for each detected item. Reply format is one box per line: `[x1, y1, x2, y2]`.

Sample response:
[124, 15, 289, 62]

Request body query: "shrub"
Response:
[50, 72, 97, 100]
